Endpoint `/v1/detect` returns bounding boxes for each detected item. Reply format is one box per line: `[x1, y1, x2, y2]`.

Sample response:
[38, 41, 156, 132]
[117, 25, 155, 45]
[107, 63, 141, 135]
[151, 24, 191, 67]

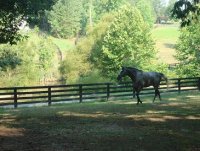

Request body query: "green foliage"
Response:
[172, 0, 200, 27]
[59, 51, 91, 84]
[94, 0, 125, 20]
[164, 0, 177, 19]
[47, 0, 82, 38]
[0, 29, 59, 86]
[175, 22, 200, 77]
[77, 69, 111, 84]
[91, 5, 156, 79]
[134, 0, 156, 27]
[0, 0, 57, 44]
[80, 0, 125, 35]
[0, 48, 22, 71]
[59, 13, 115, 83]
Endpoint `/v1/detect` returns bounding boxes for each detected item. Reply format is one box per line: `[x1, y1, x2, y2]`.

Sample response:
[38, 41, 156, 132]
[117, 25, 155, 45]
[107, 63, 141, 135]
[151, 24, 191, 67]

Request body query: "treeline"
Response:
[44, 0, 169, 38]
[0, 0, 199, 86]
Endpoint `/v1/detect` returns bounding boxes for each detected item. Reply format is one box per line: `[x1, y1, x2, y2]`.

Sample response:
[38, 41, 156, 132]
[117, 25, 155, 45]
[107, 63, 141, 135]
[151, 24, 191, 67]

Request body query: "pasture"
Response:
[152, 24, 180, 64]
[0, 92, 199, 151]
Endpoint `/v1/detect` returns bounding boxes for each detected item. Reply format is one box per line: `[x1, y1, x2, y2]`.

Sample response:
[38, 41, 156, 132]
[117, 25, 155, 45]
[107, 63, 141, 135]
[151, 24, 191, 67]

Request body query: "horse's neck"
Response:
[127, 69, 141, 81]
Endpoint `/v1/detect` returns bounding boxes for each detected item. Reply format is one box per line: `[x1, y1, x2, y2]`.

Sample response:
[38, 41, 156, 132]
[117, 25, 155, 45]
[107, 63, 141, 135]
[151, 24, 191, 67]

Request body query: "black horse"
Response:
[117, 67, 168, 104]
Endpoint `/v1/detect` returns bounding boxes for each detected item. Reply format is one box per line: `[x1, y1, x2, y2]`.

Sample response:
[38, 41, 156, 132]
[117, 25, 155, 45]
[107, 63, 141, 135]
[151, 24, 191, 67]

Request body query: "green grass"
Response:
[51, 37, 75, 53]
[0, 92, 200, 151]
[152, 25, 180, 41]
[152, 24, 180, 64]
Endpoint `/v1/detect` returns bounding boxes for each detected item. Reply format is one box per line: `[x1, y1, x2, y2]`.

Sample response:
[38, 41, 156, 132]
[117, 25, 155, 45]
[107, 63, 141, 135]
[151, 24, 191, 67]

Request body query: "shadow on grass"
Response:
[0, 92, 200, 151]
[164, 43, 175, 49]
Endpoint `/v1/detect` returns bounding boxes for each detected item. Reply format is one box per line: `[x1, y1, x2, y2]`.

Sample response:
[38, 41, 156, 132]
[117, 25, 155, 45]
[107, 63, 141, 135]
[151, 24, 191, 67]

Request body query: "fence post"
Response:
[79, 84, 82, 103]
[178, 79, 181, 93]
[14, 88, 17, 108]
[106, 83, 110, 101]
[48, 86, 52, 106]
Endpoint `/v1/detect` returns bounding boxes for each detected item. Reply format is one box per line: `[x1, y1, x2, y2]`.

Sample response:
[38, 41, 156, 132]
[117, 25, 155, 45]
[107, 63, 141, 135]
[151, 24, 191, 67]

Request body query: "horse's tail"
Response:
[160, 73, 169, 90]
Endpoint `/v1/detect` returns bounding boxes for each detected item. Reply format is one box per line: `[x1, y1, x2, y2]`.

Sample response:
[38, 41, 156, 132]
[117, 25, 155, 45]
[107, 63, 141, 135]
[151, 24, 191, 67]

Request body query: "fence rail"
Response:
[0, 77, 199, 108]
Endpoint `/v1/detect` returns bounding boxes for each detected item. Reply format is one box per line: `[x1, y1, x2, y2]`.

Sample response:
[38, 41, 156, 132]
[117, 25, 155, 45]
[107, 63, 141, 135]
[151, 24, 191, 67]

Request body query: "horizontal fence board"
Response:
[82, 91, 107, 96]
[17, 90, 48, 95]
[0, 92, 14, 95]
[83, 96, 107, 100]
[51, 93, 79, 98]
[51, 98, 80, 103]
[82, 87, 107, 91]
[51, 88, 79, 93]
[18, 95, 48, 100]
[17, 100, 48, 105]
[110, 89, 133, 93]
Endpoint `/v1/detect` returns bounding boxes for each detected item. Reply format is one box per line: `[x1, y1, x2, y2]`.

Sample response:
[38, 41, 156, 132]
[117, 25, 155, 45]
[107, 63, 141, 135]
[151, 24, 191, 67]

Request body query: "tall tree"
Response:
[164, 0, 177, 19]
[91, 5, 156, 78]
[151, 0, 166, 18]
[175, 22, 200, 77]
[172, 0, 200, 27]
[0, 0, 57, 44]
[81, 0, 126, 33]
[47, 0, 82, 38]
[134, 0, 156, 27]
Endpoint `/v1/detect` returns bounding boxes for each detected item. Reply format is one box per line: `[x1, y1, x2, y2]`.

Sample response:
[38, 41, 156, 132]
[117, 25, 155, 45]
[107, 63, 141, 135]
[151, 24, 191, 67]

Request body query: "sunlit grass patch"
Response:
[152, 24, 180, 64]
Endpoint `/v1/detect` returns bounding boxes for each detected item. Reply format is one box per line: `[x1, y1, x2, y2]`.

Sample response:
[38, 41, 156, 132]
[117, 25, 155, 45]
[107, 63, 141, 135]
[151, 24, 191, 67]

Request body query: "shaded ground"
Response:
[0, 92, 200, 151]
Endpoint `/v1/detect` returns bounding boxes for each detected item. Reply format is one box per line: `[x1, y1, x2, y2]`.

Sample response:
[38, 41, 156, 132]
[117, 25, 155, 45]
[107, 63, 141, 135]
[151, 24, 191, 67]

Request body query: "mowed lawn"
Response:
[152, 24, 180, 64]
[0, 92, 199, 151]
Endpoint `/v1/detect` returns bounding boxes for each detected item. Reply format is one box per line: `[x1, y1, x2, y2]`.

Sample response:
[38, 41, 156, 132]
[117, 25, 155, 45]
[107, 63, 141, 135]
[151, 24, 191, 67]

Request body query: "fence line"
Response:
[0, 77, 199, 108]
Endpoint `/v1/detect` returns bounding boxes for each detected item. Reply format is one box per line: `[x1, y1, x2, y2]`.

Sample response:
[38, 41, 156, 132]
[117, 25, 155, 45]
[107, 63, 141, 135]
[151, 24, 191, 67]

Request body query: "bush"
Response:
[0, 29, 59, 86]
[175, 22, 200, 77]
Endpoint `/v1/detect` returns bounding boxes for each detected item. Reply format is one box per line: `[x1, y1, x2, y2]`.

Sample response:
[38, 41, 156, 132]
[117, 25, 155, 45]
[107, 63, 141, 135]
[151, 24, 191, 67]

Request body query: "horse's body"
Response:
[117, 67, 168, 104]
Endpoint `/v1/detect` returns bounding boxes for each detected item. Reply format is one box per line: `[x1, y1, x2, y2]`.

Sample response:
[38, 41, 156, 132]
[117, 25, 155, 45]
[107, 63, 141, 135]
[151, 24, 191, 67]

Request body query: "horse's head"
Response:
[117, 67, 128, 82]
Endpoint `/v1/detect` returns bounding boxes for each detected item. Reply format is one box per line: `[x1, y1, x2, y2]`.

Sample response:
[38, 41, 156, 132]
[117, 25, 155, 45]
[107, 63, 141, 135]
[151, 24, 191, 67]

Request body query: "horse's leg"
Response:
[136, 91, 141, 105]
[132, 85, 135, 98]
[153, 88, 158, 102]
[135, 89, 142, 105]
[157, 89, 161, 101]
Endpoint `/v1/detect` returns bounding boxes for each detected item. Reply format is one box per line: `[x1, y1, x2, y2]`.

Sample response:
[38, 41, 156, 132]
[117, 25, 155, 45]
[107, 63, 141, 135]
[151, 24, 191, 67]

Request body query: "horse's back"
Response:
[139, 71, 162, 87]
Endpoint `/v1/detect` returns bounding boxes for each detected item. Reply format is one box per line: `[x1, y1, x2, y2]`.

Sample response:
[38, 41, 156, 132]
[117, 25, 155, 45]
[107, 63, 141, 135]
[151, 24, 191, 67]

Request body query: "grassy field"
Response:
[0, 92, 199, 151]
[152, 24, 180, 64]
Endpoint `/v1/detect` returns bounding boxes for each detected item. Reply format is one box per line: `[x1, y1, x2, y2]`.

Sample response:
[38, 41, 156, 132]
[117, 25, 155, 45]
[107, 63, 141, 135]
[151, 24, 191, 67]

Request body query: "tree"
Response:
[134, 0, 156, 27]
[151, 0, 166, 18]
[0, 48, 22, 71]
[164, 0, 177, 19]
[0, 0, 57, 44]
[91, 5, 156, 79]
[175, 22, 200, 77]
[171, 0, 200, 27]
[59, 13, 115, 83]
[0, 28, 59, 86]
[80, 0, 125, 35]
[47, 0, 82, 38]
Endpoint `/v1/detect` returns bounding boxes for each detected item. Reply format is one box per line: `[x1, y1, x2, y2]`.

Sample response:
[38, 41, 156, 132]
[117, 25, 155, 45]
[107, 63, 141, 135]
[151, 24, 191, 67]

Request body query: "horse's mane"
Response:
[123, 67, 143, 79]
[125, 67, 143, 72]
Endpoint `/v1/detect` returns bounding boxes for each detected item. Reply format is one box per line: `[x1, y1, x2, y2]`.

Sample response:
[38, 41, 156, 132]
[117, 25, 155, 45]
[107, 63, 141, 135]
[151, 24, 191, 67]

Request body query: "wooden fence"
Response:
[0, 77, 199, 108]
